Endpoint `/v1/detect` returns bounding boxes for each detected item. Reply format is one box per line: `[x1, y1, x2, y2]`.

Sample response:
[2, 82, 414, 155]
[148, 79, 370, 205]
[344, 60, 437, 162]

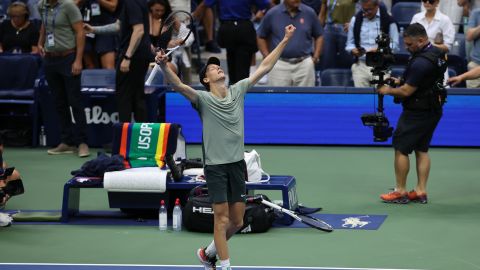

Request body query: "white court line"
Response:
[0, 262, 423, 270]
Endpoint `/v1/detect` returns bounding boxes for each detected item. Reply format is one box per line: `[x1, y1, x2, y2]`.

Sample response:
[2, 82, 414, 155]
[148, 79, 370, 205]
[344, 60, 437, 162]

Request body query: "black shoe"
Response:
[205, 40, 221, 53]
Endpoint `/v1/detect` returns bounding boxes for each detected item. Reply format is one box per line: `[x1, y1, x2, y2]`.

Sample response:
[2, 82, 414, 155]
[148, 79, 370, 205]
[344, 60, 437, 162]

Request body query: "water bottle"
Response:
[39, 126, 47, 146]
[159, 200, 167, 231]
[172, 198, 182, 231]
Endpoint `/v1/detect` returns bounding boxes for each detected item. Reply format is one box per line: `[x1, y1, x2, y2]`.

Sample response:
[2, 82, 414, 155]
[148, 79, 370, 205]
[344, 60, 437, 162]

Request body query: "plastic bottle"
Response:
[159, 200, 167, 231]
[172, 198, 182, 231]
[39, 126, 47, 146]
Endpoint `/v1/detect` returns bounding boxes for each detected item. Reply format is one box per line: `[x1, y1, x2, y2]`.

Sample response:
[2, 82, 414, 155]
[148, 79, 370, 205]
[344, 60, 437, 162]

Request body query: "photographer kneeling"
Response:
[0, 135, 23, 209]
[377, 23, 447, 204]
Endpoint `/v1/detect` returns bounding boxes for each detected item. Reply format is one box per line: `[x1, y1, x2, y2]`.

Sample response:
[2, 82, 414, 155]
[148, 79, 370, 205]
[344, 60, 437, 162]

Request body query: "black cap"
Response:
[199, 57, 221, 90]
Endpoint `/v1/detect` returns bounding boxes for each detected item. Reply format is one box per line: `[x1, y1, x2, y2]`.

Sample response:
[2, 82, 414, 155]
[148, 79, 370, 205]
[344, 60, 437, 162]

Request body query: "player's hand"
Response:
[284, 24, 296, 40]
[155, 49, 169, 65]
[83, 23, 94, 34]
[447, 76, 463, 86]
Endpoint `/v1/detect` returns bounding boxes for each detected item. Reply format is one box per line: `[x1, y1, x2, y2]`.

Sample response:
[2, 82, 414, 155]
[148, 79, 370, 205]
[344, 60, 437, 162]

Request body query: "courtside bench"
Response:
[61, 175, 298, 224]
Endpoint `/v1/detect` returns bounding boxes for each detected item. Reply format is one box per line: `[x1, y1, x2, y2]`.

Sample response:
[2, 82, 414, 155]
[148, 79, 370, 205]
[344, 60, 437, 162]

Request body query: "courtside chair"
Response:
[0, 53, 42, 146]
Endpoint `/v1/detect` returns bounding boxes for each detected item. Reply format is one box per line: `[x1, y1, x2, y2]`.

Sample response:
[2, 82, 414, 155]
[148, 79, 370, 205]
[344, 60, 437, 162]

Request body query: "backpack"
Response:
[182, 186, 276, 233]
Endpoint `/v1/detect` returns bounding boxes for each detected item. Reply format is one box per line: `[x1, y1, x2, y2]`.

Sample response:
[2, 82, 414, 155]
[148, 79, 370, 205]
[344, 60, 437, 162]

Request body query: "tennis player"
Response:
[156, 24, 296, 270]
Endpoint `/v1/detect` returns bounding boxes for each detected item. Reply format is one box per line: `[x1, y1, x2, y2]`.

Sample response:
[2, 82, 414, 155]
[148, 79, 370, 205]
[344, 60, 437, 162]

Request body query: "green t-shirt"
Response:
[38, 0, 82, 52]
[192, 79, 251, 165]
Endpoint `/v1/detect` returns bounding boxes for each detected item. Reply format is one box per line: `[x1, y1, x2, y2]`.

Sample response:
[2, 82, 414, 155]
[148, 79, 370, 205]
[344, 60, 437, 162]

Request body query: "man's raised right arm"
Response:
[155, 51, 198, 103]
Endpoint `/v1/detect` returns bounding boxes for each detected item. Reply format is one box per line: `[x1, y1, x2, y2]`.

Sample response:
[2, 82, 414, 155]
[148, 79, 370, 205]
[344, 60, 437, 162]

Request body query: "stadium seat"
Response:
[450, 33, 466, 59]
[320, 68, 354, 86]
[81, 69, 116, 87]
[391, 2, 421, 27]
[447, 54, 467, 76]
[0, 53, 42, 146]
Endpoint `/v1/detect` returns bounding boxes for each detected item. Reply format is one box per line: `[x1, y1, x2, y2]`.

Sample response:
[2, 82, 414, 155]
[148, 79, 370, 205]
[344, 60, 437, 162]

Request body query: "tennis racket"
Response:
[145, 10, 194, 86]
[247, 195, 333, 232]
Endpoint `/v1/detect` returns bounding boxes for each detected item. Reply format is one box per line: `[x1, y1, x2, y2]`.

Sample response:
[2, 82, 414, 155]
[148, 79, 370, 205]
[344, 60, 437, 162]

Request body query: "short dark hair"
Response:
[199, 57, 221, 91]
[403, 23, 428, 39]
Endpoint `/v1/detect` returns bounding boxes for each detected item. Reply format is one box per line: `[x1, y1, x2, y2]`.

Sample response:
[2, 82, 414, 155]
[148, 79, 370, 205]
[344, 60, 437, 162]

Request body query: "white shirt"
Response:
[411, 10, 455, 51]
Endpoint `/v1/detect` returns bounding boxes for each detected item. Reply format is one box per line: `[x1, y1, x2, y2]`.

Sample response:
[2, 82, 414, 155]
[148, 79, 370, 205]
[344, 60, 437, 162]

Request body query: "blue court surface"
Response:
[0, 264, 422, 270]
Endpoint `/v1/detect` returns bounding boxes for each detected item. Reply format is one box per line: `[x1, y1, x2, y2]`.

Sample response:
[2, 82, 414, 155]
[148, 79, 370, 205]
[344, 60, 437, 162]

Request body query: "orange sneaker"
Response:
[408, 190, 428, 204]
[380, 191, 409, 204]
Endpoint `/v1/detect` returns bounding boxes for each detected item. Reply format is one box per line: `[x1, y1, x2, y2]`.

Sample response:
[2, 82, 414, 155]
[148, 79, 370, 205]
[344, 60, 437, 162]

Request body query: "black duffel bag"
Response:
[183, 186, 276, 233]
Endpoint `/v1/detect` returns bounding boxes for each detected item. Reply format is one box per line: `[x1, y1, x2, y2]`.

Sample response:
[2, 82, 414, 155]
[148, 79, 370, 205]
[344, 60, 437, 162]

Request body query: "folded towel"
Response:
[103, 167, 167, 193]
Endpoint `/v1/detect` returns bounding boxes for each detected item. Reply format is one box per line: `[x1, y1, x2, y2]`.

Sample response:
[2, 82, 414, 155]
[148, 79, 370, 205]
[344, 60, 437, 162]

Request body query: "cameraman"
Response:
[0, 135, 21, 207]
[377, 23, 446, 204]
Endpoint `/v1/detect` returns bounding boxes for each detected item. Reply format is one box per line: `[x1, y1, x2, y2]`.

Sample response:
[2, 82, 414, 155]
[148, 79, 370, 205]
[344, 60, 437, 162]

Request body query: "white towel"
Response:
[103, 167, 167, 193]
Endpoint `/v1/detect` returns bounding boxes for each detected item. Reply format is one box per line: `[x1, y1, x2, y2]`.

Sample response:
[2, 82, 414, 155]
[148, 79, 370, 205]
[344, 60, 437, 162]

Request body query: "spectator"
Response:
[458, 0, 474, 61]
[412, 0, 455, 54]
[345, 0, 398, 87]
[319, 0, 356, 69]
[422, 0, 463, 33]
[302, 0, 322, 14]
[147, 0, 174, 70]
[206, 0, 269, 85]
[191, 0, 221, 53]
[0, 1, 39, 53]
[257, 0, 323, 86]
[465, 8, 480, 88]
[78, 0, 118, 69]
[116, 0, 152, 123]
[38, 0, 90, 158]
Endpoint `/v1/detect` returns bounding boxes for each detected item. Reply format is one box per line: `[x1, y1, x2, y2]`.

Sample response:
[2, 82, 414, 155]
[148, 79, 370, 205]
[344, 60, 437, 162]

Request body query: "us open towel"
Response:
[118, 123, 176, 168]
[103, 167, 167, 193]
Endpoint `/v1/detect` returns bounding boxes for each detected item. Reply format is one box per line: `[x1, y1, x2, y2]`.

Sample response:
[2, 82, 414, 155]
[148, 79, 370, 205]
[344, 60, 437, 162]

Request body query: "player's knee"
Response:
[214, 214, 230, 230]
[231, 218, 243, 231]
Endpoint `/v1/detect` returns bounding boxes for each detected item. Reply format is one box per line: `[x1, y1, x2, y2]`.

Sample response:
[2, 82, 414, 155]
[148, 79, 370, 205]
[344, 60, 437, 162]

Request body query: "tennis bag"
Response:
[183, 186, 276, 233]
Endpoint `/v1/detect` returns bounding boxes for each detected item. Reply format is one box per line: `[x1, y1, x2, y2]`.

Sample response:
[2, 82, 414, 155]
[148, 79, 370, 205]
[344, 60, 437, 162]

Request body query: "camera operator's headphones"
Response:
[7, 1, 30, 20]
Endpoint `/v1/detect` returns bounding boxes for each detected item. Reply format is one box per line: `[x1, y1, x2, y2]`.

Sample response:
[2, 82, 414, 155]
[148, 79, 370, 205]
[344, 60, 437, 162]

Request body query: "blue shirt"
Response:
[205, 0, 269, 21]
[345, 9, 399, 58]
[468, 8, 480, 64]
[257, 3, 323, 58]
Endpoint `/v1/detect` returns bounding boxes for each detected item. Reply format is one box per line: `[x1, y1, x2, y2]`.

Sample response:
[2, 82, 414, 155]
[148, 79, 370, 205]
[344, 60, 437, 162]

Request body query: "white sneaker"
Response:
[197, 248, 217, 270]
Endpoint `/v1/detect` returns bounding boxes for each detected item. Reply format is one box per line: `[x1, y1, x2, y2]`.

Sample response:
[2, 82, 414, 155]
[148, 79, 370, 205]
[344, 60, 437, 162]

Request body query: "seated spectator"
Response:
[147, 0, 176, 73]
[345, 0, 398, 87]
[78, 0, 118, 69]
[0, 135, 22, 208]
[0, 1, 38, 54]
[411, 0, 455, 54]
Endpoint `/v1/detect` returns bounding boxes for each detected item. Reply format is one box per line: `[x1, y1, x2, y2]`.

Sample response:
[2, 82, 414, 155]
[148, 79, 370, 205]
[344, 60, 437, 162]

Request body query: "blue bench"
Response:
[61, 175, 298, 224]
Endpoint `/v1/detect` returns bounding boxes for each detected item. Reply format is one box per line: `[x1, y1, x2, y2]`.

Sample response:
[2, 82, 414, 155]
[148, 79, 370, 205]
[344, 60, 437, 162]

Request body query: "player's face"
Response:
[205, 64, 225, 83]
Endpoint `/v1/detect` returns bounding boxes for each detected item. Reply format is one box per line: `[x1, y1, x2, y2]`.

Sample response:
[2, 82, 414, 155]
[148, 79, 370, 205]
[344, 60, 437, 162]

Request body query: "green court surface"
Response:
[0, 145, 479, 270]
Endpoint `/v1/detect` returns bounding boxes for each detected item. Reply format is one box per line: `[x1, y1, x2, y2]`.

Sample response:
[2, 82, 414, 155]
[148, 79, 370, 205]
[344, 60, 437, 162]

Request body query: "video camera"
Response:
[361, 32, 395, 142]
[365, 32, 395, 71]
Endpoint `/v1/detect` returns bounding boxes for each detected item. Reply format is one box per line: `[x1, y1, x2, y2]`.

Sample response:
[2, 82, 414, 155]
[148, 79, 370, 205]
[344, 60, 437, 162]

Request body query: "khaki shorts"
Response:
[204, 160, 247, 204]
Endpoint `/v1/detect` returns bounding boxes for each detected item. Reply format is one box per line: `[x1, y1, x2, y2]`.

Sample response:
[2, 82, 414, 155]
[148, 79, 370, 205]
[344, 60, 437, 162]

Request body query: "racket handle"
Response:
[145, 64, 161, 86]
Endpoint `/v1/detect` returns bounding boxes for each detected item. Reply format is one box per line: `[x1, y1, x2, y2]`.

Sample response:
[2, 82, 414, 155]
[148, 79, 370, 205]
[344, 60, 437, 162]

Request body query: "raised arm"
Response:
[155, 51, 198, 103]
[249, 24, 296, 86]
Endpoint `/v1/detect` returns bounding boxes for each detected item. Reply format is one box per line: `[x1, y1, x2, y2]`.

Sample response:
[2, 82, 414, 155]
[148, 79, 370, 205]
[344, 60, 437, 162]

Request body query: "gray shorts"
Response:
[204, 160, 247, 204]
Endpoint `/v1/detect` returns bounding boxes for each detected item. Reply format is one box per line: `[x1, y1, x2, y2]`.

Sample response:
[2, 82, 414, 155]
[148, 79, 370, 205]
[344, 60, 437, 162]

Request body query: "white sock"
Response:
[205, 241, 217, 257]
[220, 258, 231, 270]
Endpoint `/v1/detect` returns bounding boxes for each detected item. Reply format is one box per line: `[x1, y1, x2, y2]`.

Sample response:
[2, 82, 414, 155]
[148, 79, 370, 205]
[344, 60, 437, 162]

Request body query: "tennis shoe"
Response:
[408, 190, 428, 204]
[197, 247, 217, 270]
[380, 191, 409, 204]
[47, 143, 76, 155]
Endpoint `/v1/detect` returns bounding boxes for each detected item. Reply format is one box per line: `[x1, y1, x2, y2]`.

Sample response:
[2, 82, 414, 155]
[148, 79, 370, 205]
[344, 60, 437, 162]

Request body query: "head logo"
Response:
[341, 216, 370, 228]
